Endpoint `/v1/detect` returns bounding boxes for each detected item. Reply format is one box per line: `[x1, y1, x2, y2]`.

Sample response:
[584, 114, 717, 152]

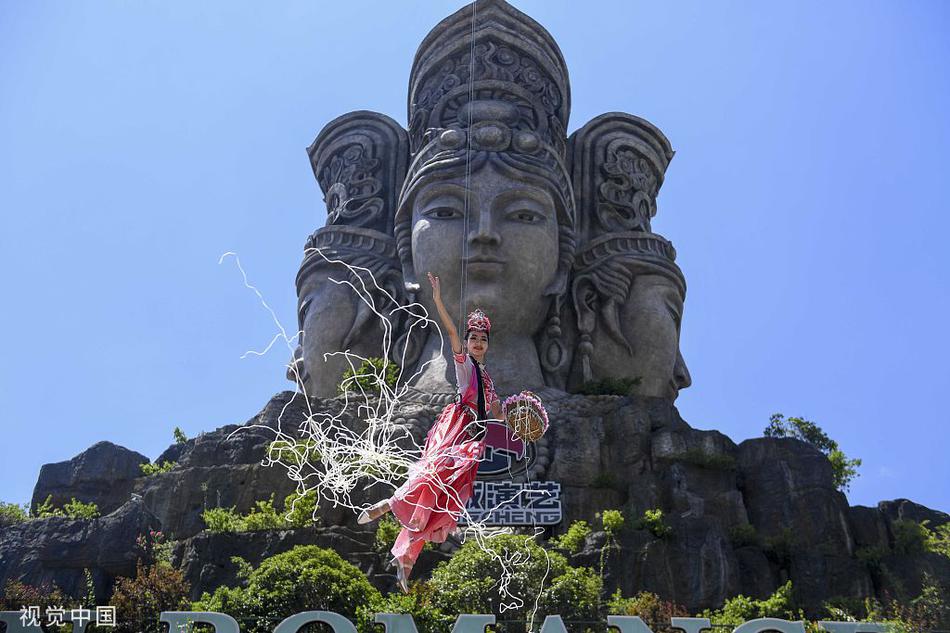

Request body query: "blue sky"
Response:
[1, 1, 948, 513]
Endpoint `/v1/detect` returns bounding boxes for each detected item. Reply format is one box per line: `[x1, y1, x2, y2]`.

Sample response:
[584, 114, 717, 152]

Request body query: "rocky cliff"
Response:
[2, 390, 947, 613]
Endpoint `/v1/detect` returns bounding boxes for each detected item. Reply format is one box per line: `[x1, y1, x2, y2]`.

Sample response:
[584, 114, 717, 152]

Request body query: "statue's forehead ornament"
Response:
[407, 0, 571, 157]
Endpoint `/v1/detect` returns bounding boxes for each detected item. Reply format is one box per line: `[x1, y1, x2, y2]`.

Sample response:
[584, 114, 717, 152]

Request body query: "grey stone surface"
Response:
[30, 441, 149, 516]
[0, 498, 160, 603]
[4, 390, 949, 614]
[288, 0, 691, 400]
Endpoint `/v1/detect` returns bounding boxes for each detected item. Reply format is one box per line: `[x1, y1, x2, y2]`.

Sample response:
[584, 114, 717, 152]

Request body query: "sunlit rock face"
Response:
[292, 0, 690, 401]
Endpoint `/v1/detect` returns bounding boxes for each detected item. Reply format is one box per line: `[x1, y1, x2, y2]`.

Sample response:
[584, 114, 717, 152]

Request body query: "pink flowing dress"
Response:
[389, 352, 499, 568]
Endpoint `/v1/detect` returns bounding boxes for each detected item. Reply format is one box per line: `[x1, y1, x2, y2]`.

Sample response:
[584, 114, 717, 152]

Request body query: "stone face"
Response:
[290, 0, 692, 399]
[30, 441, 149, 516]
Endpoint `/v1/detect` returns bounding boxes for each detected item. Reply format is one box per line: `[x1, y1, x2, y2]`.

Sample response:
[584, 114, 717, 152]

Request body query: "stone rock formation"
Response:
[3, 391, 948, 612]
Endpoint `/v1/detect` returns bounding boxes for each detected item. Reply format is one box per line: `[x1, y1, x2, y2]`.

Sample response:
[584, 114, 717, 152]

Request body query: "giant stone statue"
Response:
[292, 0, 691, 401]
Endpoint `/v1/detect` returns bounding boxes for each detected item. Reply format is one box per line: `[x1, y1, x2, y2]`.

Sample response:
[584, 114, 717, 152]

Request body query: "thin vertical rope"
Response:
[459, 0, 477, 336]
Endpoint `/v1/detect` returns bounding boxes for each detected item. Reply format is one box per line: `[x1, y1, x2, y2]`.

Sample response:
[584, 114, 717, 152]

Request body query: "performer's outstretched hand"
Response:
[427, 271, 461, 354]
[427, 271, 442, 304]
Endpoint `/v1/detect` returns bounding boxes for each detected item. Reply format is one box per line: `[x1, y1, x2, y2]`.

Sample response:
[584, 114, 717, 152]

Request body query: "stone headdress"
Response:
[394, 0, 577, 295]
[569, 113, 686, 383]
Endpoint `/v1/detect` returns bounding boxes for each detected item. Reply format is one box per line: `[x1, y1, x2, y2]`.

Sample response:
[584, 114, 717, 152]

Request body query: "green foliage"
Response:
[339, 357, 400, 394]
[892, 519, 929, 555]
[136, 529, 175, 568]
[855, 546, 887, 572]
[201, 506, 246, 532]
[607, 590, 689, 632]
[575, 376, 642, 396]
[827, 575, 949, 633]
[267, 439, 321, 468]
[602, 509, 625, 536]
[0, 500, 30, 526]
[192, 545, 381, 633]
[140, 460, 178, 476]
[701, 580, 801, 627]
[201, 491, 319, 532]
[242, 494, 284, 531]
[32, 495, 100, 520]
[827, 449, 862, 492]
[358, 584, 452, 633]
[428, 534, 602, 625]
[763, 527, 796, 567]
[173, 426, 188, 444]
[0, 579, 74, 610]
[764, 413, 861, 492]
[550, 520, 592, 554]
[676, 448, 737, 471]
[110, 560, 191, 633]
[925, 521, 950, 558]
[282, 489, 319, 527]
[729, 524, 759, 548]
[374, 514, 402, 554]
[633, 508, 673, 539]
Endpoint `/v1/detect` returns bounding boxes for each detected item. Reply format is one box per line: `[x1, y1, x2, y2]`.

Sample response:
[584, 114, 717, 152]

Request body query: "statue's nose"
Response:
[673, 350, 692, 390]
[468, 208, 501, 246]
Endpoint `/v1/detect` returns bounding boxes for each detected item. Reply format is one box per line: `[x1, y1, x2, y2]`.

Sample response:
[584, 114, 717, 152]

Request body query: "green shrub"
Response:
[763, 527, 796, 567]
[283, 489, 319, 528]
[602, 509, 625, 536]
[374, 514, 402, 554]
[110, 560, 190, 633]
[764, 413, 861, 492]
[855, 545, 887, 572]
[358, 583, 452, 633]
[32, 495, 100, 520]
[201, 491, 320, 532]
[892, 519, 929, 555]
[550, 520, 592, 554]
[0, 501, 30, 526]
[173, 427, 188, 444]
[192, 546, 381, 633]
[729, 524, 759, 548]
[339, 357, 400, 394]
[591, 472, 615, 488]
[575, 376, 641, 396]
[925, 522, 950, 558]
[0, 579, 74, 610]
[267, 439, 321, 468]
[428, 534, 602, 625]
[701, 580, 800, 627]
[607, 590, 689, 632]
[676, 448, 737, 471]
[140, 461, 177, 476]
[201, 506, 246, 532]
[634, 508, 673, 539]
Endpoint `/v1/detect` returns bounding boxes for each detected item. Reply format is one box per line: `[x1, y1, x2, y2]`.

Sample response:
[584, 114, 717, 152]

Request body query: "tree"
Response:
[192, 545, 381, 633]
[428, 534, 602, 628]
[764, 413, 862, 492]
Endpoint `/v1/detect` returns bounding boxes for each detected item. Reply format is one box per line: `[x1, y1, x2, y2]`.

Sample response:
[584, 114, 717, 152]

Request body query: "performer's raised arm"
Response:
[427, 272, 462, 355]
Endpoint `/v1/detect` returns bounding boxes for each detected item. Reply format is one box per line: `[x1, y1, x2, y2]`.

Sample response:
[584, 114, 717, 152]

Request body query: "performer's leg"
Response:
[391, 530, 425, 592]
[357, 498, 391, 524]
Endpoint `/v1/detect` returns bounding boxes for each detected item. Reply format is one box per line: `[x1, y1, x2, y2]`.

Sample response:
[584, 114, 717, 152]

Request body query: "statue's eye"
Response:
[425, 206, 462, 219]
[510, 209, 541, 223]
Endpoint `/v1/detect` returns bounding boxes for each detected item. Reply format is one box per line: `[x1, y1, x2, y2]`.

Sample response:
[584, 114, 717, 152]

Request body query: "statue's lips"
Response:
[465, 257, 505, 276]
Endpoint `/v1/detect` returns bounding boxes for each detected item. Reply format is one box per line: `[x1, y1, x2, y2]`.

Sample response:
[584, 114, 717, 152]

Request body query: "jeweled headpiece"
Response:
[466, 308, 491, 334]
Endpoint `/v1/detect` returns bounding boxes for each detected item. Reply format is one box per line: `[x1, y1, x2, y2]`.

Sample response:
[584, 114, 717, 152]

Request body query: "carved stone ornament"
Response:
[569, 112, 674, 242]
[307, 111, 409, 235]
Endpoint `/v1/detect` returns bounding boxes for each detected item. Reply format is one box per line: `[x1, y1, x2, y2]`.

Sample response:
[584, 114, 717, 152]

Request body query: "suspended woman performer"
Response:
[358, 271, 502, 591]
